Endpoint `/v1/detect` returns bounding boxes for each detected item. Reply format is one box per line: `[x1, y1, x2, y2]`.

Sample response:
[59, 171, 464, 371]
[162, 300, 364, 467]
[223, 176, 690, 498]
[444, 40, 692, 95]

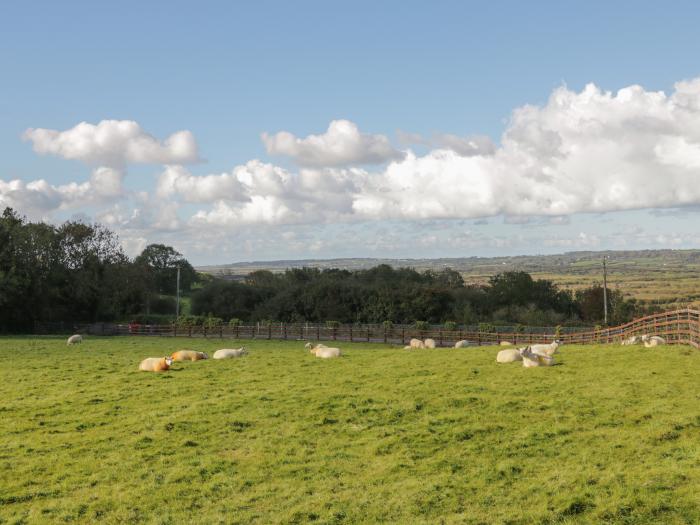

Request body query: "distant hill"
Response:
[196, 250, 700, 309]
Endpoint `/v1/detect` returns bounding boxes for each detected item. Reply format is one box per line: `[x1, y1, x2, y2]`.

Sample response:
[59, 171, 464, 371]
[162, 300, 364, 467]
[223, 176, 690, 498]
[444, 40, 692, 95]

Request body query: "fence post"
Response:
[283, 323, 287, 340]
[402, 327, 405, 344]
[350, 326, 353, 342]
[367, 327, 370, 342]
[220, 326, 223, 338]
[384, 327, 387, 344]
[268, 324, 272, 340]
[439, 328, 443, 347]
[317, 325, 320, 341]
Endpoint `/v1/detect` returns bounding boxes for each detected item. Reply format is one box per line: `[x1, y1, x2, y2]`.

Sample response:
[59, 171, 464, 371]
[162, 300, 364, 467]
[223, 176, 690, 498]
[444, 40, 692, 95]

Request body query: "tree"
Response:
[134, 244, 197, 295]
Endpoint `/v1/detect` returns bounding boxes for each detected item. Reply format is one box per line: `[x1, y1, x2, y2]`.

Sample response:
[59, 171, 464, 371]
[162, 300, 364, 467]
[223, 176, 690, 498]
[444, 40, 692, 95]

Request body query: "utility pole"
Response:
[176, 266, 181, 319]
[603, 256, 608, 325]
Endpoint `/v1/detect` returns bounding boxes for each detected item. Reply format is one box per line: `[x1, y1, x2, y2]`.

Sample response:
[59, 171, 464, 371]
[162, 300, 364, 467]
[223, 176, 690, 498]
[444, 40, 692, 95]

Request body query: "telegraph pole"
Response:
[176, 266, 181, 318]
[603, 256, 608, 325]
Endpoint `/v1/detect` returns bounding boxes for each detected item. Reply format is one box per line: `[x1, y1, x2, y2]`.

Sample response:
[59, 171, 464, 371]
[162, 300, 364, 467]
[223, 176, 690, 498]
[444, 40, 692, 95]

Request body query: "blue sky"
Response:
[3, 1, 700, 264]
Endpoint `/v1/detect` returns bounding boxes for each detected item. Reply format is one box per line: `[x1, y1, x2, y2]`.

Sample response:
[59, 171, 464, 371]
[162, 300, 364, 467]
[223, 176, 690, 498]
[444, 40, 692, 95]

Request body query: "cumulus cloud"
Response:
[398, 130, 496, 156]
[261, 119, 404, 167]
[23, 120, 199, 167]
[0, 167, 125, 218]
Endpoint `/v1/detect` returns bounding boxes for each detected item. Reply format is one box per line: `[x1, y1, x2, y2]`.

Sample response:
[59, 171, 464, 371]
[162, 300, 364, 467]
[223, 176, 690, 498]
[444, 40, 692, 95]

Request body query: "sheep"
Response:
[496, 348, 523, 363]
[213, 347, 247, 359]
[67, 334, 82, 345]
[499, 341, 514, 346]
[454, 340, 469, 348]
[424, 338, 436, 349]
[644, 336, 666, 348]
[304, 342, 328, 350]
[517, 346, 555, 367]
[311, 346, 342, 358]
[139, 356, 173, 372]
[171, 350, 208, 362]
[621, 335, 640, 346]
[529, 340, 561, 358]
[408, 338, 425, 349]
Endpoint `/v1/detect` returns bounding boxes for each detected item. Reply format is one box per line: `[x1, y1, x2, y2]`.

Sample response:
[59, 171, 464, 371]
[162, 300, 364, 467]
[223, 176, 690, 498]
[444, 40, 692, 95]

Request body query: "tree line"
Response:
[0, 208, 196, 331]
[1, 208, 650, 332]
[191, 265, 648, 327]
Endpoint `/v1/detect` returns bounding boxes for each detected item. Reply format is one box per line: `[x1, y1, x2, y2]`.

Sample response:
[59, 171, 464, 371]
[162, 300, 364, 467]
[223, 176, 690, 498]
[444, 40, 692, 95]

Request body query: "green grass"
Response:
[1, 337, 699, 524]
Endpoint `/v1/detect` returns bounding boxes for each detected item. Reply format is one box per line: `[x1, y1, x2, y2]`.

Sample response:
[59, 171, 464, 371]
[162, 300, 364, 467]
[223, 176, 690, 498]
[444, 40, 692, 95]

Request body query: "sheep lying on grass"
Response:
[499, 341, 513, 346]
[454, 340, 469, 348]
[139, 357, 174, 372]
[213, 347, 247, 359]
[496, 348, 523, 363]
[520, 346, 554, 367]
[410, 338, 425, 349]
[304, 342, 328, 350]
[310, 346, 342, 358]
[424, 338, 436, 349]
[529, 340, 561, 357]
[67, 334, 82, 345]
[171, 350, 208, 362]
[642, 335, 666, 348]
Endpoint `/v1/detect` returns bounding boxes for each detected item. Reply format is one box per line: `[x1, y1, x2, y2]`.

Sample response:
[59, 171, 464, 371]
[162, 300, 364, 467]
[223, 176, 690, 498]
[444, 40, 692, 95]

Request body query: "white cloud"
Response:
[0, 166, 125, 218]
[398, 130, 496, 157]
[261, 119, 404, 167]
[23, 120, 199, 167]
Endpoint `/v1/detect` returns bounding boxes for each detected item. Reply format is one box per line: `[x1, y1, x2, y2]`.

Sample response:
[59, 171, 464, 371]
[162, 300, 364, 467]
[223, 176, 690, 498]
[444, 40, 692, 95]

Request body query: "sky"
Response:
[3, 1, 700, 264]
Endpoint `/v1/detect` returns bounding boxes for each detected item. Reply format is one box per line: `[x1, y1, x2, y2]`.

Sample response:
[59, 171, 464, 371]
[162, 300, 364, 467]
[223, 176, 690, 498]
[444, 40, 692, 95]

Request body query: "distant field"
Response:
[199, 250, 700, 310]
[1, 337, 700, 524]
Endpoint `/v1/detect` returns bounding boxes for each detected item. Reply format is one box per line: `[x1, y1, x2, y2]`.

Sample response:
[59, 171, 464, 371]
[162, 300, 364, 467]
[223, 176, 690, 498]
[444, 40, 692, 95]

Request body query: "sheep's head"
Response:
[164, 357, 174, 366]
[304, 342, 313, 350]
[201, 352, 209, 359]
[240, 347, 248, 354]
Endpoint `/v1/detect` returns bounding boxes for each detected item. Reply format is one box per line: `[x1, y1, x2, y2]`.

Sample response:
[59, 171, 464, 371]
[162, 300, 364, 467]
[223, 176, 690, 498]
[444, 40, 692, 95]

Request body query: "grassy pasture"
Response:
[1, 337, 699, 524]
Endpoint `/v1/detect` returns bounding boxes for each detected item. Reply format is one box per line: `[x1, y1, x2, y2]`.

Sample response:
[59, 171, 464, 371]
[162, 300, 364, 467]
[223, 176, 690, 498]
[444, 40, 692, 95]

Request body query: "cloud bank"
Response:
[7, 78, 700, 259]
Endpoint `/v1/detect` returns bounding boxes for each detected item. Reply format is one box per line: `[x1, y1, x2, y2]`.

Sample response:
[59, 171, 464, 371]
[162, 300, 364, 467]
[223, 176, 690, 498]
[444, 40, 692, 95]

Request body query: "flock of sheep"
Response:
[64, 330, 670, 372]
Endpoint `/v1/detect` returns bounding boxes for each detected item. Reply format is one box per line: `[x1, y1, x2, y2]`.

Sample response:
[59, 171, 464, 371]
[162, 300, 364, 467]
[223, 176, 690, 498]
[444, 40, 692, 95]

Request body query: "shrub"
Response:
[478, 322, 494, 333]
[443, 321, 457, 331]
[228, 318, 243, 327]
[414, 320, 429, 330]
[325, 320, 340, 329]
[203, 316, 224, 329]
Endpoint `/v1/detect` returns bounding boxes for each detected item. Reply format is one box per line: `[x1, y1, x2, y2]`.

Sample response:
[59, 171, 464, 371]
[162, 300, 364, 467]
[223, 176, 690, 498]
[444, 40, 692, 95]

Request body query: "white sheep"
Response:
[311, 346, 342, 358]
[67, 334, 82, 345]
[454, 340, 469, 348]
[530, 340, 561, 357]
[643, 335, 666, 348]
[424, 338, 436, 349]
[499, 341, 514, 346]
[138, 356, 174, 372]
[621, 335, 640, 346]
[520, 346, 555, 367]
[496, 348, 523, 363]
[407, 338, 425, 349]
[213, 347, 247, 359]
[304, 342, 327, 350]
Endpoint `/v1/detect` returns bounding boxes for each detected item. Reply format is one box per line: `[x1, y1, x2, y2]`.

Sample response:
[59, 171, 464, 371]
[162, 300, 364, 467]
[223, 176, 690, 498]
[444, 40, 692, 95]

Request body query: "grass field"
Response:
[1, 337, 699, 524]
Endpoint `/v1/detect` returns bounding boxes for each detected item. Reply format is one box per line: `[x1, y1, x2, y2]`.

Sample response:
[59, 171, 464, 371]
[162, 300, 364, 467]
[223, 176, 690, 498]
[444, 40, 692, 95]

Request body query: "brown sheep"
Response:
[139, 357, 174, 372]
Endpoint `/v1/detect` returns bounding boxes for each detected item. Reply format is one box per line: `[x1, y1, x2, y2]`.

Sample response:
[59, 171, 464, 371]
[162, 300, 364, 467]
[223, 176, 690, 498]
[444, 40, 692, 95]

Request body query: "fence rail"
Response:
[34, 308, 700, 348]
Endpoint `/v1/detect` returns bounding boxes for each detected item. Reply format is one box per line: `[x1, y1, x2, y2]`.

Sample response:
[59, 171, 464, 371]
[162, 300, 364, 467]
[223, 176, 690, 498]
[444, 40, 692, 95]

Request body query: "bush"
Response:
[228, 318, 243, 327]
[382, 320, 393, 329]
[325, 320, 340, 329]
[414, 320, 429, 330]
[478, 322, 494, 333]
[203, 316, 224, 329]
[177, 315, 204, 328]
[443, 321, 457, 331]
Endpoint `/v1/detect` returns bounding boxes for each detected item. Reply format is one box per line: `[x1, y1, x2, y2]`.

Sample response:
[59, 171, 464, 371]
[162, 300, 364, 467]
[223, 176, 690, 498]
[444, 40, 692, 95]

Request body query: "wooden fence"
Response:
[37, 308, 700, 348]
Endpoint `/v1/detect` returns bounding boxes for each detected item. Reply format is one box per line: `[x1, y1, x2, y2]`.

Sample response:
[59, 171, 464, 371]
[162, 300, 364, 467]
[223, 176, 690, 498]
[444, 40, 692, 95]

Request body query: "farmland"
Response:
[198, 249, 700, 310]
[1, 337, 699, 524]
